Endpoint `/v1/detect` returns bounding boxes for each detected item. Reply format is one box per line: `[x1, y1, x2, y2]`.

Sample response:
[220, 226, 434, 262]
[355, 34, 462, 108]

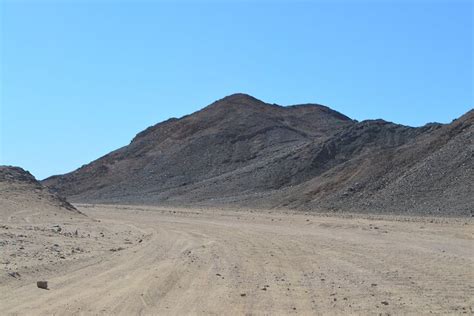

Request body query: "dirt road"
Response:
[1, 205, 472, 315]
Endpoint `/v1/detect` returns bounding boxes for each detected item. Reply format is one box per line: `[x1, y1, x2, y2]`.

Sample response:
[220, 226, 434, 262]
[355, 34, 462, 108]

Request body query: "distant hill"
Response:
[43, 94, 473, 216]
[0, 166, 80, 219]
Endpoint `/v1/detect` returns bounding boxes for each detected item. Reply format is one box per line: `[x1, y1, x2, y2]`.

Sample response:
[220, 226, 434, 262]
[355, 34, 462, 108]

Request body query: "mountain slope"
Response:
[265, 111, 473, 216]
[0, 166, 80, 219]
[43, 94, 473, 216]
[43, 94, 354, 202]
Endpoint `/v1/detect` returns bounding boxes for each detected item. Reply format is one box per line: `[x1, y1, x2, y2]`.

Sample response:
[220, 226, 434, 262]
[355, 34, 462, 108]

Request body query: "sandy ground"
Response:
[1, 204, 473, 315]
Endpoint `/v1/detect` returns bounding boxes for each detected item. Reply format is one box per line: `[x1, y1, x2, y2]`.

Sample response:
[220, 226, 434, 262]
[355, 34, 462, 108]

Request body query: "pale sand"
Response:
[1, 204, 472, 315]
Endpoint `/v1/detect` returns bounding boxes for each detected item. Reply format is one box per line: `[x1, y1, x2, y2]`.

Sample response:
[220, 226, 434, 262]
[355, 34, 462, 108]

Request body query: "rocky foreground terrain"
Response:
[1, 204, 472, 315]
[0, 166, 143, 288]
[44, 93, 473, 216]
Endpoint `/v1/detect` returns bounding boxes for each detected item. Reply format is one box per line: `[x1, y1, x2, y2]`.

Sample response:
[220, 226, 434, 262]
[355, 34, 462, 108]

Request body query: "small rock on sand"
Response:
[37, 281, 48, 289]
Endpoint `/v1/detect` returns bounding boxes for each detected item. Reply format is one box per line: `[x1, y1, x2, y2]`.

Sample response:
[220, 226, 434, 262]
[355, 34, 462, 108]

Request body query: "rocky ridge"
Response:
[42, 94, 473, 216]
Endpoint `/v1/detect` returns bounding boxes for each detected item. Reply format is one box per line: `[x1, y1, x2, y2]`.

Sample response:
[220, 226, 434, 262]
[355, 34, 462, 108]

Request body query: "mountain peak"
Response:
[220, 93, 261, 102]
[208, 93, 267, 109]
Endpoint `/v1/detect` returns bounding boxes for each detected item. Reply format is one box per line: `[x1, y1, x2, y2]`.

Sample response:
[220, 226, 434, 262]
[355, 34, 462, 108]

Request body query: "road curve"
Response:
[1, 205, 472, 315]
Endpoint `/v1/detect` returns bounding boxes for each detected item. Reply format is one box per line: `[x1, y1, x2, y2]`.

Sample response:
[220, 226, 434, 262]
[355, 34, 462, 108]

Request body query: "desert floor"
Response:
[1, 205, 473, 315]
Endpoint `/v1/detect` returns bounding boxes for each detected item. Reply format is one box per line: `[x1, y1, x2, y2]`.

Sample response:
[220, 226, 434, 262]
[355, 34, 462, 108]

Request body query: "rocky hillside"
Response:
[43, 94, 473, 216]
[0, 166, 80, 219]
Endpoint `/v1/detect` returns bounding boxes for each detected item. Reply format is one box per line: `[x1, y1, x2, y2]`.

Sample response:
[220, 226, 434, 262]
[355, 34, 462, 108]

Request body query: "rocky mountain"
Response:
[0, 166, 80, 218]
[43, 94, 473, 216]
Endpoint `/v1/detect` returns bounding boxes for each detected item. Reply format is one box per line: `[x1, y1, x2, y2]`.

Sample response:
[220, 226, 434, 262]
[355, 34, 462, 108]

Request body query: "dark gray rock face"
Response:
[0, 167, 39, 184]
[42, 94, 473, 217]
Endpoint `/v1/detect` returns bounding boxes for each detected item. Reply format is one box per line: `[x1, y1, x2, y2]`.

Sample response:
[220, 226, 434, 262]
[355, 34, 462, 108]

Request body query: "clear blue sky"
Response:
[0, 0, 472, 180]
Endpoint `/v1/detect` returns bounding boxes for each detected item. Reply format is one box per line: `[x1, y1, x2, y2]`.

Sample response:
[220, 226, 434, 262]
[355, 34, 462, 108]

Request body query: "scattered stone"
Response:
[7, 271, 20, 278]
[37, 281, 48, 289]
[381, 301, 389, 306]
[109, 247, 124, 252]
[240, 293, 246, 297]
